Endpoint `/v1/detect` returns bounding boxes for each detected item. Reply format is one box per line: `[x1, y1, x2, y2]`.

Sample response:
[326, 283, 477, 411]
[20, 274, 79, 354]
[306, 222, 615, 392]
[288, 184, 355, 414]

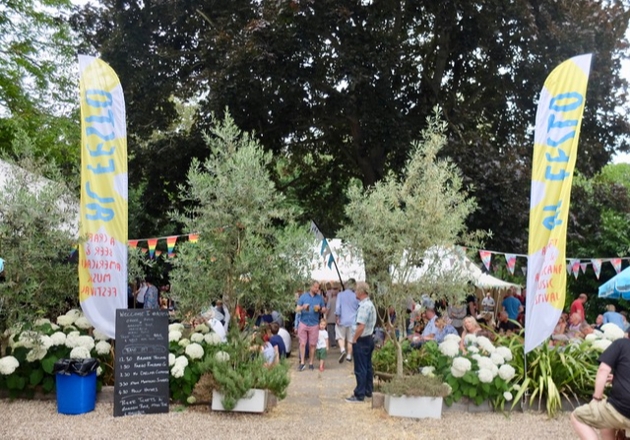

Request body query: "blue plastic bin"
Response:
[55, 371, 97, 415]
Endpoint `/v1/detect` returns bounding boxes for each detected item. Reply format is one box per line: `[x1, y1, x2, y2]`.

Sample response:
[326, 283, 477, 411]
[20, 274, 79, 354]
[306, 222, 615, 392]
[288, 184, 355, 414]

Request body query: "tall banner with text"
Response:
[78, 55, 128, 339]
[525, 54, 592, 353]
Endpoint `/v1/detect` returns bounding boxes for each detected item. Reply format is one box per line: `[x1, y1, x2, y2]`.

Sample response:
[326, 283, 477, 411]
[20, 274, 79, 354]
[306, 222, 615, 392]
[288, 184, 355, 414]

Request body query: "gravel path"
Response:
[0, 344, 576, 440]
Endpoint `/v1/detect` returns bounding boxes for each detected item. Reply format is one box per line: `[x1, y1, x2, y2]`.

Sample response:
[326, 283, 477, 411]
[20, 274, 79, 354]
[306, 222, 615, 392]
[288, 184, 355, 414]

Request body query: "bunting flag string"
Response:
[505, 253, 516, 275]
[147, 238, 158, 259]
[479, 250, 492, 272]
[592, 259, 602, 279]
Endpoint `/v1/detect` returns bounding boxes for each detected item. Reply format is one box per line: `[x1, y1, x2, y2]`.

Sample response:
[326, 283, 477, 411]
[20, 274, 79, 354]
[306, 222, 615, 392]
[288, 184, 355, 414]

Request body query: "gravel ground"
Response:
[0, 345, 576, 440]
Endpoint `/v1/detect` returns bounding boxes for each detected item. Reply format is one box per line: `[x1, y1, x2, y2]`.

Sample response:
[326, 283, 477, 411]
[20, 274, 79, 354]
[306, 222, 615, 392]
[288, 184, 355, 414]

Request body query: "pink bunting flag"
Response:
[504, 253, 516, 275]
[479, 250, 492, 272]
[591, 259, 602, 279]
[571, 259, 580, 279]
[611, 258, 622, 274]
[579, 262, 588, 274]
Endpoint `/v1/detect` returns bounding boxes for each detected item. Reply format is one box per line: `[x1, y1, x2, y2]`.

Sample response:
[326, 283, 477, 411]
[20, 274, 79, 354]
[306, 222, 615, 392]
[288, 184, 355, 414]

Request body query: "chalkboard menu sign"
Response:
[114, 309, 170, 417]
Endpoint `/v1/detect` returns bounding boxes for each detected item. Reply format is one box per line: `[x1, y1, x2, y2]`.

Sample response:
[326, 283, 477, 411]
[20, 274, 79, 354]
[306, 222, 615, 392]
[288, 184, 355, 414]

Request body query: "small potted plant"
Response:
[380, 373, 451, 419]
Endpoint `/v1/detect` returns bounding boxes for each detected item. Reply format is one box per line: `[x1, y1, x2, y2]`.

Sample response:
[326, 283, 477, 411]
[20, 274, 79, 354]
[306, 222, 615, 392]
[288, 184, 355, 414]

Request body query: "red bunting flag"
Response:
[155, 250, 162, 257]
[128, 240, 138, 248]
[188, 233, 199, 243]
[147, 238, 158, 259]
[504, 254, 516, 275]
[140, 248, 148, 254]
[591, 259, 602, 279]
[611, 258, 622, 274]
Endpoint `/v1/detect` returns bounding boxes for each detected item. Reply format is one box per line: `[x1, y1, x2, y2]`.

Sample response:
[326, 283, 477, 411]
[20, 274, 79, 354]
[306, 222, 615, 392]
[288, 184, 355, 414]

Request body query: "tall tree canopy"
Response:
[72, 0, 630, 249]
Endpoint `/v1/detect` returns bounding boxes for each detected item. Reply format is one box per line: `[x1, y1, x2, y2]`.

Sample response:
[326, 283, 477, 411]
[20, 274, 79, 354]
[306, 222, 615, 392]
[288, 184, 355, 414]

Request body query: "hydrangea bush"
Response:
[423, 335, 518, 409]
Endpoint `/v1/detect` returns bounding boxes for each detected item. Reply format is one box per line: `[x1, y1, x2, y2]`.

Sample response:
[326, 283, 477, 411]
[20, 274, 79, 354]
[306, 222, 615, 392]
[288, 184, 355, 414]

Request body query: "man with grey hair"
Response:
[346, 281, 376, 402]
[335, 278, 359, 363]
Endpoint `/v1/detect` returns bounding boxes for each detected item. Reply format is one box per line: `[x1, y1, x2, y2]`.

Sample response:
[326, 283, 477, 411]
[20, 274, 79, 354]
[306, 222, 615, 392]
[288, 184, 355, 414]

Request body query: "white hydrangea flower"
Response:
[0, 356, 20, 375]
[204, 332, 222, 345]
[490, 364, 499, 378]
[476, 356, 495, 371]
[592, 339, 613, 352]
[39, 335, 52, 350]
[214, 351, 230, 363]
[50, 332, 67, 346]
[421, 366, 436, 376]
[585, 333, 599, 342]
[97, 366, 103, 377]
[169, 331, 182, 342]
[490, 352, 505, 365]
[178, 338, 191, 348]
[498, 364, 516, 381]
[169, 353, 176, 366]
[74, 317, 92, 330]
[171, 364, 185, 378]
[78, 335, 95, 351]
[476, 336, 496, 353]
[185, 343, 204, 360]
[34, 318, 51, 327]
[56, 315, 75, 327]
[496, 346, 513, 362]
[464, 334, 477, 345]
[478, 368, 494, 383]
[450, 366, 466, 378]
[50, 323, 60, 331]
[503, 391, 513, 401]
[174, 356, 189, 368]
[187, 396, 197, 404]
[26, 347, 47, 362]
[18, 331, 39, 349]
[452, 357, 472, 373]
[65, 332, 81, 348]
[70, 346, 91, 359]
[438, 340, 460, 357]
[92, 329, 109, 341]
[95, 341, 111, 355]
[65, 309, 83, 319]
[467, 346, 480, 354]
[169, 323, 184, 332]
[443, 334, 461, 343]
[601, 324, 625, 341]
[63, 325, 78, 333]
[190, 333, 204, 343]
[194, 324, 210, 334]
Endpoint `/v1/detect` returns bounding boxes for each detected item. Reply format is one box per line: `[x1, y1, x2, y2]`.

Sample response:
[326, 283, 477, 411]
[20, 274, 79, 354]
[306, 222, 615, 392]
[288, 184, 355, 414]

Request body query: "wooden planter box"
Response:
[211, 389, 268, 413]
[384, 394, 443, 419]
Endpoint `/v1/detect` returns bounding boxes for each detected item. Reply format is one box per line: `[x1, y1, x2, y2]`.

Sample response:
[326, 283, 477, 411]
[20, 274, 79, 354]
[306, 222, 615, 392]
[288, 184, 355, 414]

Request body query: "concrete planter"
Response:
[211, 389, 268, 413]
[384, 394, 443, 419]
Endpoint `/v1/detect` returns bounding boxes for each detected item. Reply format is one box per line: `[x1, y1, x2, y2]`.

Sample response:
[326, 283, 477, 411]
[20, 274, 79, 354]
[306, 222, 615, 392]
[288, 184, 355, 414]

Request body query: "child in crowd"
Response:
[316, 319, 329, 372]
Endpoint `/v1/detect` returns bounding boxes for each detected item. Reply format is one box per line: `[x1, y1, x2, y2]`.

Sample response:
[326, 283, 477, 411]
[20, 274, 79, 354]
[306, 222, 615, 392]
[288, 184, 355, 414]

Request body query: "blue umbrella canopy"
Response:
[598, 266, 630, 299]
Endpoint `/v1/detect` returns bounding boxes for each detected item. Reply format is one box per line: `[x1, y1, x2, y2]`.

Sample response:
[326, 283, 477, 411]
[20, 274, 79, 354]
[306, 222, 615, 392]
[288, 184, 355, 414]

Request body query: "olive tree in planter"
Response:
[339, 109, 486, 415]
[168, 113, 311, 409]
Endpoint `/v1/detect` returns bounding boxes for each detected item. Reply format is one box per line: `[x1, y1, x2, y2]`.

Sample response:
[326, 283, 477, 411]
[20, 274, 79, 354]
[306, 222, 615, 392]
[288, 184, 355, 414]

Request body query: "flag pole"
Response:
[310, 220, 345, 291]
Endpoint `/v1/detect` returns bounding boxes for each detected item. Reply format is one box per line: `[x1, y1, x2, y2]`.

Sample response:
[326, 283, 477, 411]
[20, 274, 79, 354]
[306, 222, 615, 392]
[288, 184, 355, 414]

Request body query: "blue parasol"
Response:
[598, 266, 630, 299]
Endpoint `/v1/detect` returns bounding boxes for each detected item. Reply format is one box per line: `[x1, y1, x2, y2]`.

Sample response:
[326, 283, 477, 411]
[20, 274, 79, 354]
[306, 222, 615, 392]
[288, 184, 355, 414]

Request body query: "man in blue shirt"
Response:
[603, 304, 625, 330]
[346, 282, 376, 402]
[502, 289, 521, 321]
[335, 278, 359, 363]
[296, 281, 326, 371]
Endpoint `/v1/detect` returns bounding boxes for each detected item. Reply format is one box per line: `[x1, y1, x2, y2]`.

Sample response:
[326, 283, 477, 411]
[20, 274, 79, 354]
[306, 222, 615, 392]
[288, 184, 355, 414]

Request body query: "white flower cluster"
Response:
[498, 364, 516, 381]
[194, 324, 210, 334]
[583, 326, 619, 352]
[185, 343, 204, 360]
[178, 338, 191, 348]
[92, 329, 109, 341]
[443, 334, 461, 343]
[0, 356, 19, 375]
[169, 331, 182, 342]
[475, 336, 496, 354]
[451, 357, 472, 378]
[439, 340, 460, 358]
[600, 324, 625, 342]
[204, 332, 222, 346]
[421, 366, 436, 377]
[169, 323, 184, 332]
[74, 317, 92, 330]
[169, 353, 176, 366]
[95, 341, 112, 356]
[26, 347, 48, 363]
[214, 351, 230, 363]
[50, 332, 67, 346]
[190, 333, 204, 343]
[171, 356, 188, 378]
[65, 332, 94, 351]
[57, 309, 83, 327]
[70, 346, 91, 359]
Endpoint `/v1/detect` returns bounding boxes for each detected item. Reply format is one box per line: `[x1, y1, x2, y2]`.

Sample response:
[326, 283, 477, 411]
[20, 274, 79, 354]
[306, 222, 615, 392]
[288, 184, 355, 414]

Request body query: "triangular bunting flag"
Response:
[166, 236, 178, 257]
[310, 221, 324, 242]
[505, 253, 516, 275]
[591, 259, 602, 279]
[128, 240, 138, 248]
[579, 262, 588, 274]
[147, 238, 158, 259]
[479, 250, 492, 271]
[155, 250, 162, 257]
[566, 261, 572, 275]
[140, 248, 148, 254]
[611, 258, 622, 274]
[570, 259, 580, 279]
[188, 233, 199, 243]
[521, 266, 527, 276]
[327, 254, 334, 269]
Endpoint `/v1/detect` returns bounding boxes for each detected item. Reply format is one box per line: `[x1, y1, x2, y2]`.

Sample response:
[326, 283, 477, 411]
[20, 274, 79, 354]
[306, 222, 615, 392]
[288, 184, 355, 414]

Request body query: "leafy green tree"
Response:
[168, 113, 313, 321]
[0, 150, 78, 333]
[71, 0, 630, 250]
[339, 109, 485, 377]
